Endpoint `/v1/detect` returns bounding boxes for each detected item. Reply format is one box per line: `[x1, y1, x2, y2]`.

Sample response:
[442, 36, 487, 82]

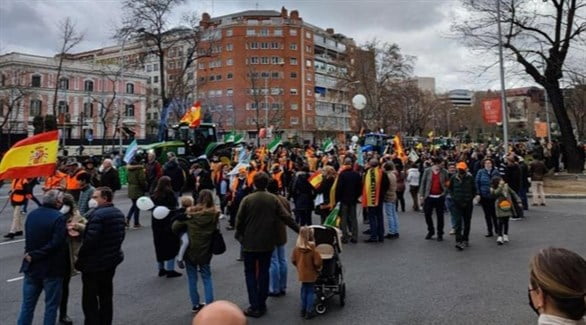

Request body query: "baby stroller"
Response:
[309, 225, 346, 315]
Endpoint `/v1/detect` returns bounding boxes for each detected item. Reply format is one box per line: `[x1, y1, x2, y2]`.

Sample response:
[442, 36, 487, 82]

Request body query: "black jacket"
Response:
[502, 164, 522, 193]
[100, 168, 121, 192]
[292, 172, 315, 211]
[151, 191, 180, 262]
[76, 203, 126, 272]
[163, 160, 185, 192]
[20, 205, 67, 278]
[336, 169, 363, 205]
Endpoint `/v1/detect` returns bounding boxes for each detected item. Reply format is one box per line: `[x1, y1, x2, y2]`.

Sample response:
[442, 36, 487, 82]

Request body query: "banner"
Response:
[482, 98, 502, 124]
[534, 122, 548, 138]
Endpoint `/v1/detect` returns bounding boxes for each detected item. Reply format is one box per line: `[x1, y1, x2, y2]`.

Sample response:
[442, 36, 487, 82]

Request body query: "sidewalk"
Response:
[534, 173, 586, 199]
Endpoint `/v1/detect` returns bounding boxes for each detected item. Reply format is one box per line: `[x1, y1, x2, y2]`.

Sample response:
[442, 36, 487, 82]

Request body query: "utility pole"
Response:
[497, 0, 509, 152]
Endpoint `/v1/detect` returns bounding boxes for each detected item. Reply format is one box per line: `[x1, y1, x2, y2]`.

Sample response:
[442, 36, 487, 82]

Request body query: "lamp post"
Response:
[496, 0, 509, 152]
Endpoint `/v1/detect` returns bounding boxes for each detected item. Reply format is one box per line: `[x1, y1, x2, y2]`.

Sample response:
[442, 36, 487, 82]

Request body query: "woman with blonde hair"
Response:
[528, 247, 586, 324]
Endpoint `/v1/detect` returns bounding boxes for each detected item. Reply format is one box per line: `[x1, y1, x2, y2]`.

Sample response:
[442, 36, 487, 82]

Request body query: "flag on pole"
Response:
[0, 131, 59, 180]
[308, 171, 323, 189]
[123, 140, 138, 164]
[180, 101, 202, 128]
[393, 133, 408, 163]
[224, 132, 235, 143]
[238, 146, 251, 164]
[323, 202, 341, 227]
[268, 136, 282, 153]
[322, 138, 334, 153]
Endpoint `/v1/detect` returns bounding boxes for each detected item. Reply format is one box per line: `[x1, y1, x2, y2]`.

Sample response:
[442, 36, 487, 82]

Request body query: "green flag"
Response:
[322, 138, 334, 153]
[224, 132, 235, 143]
[233, 133, 244, 144]
[323, 202, 340, 227]
[268, 136, 282, 153]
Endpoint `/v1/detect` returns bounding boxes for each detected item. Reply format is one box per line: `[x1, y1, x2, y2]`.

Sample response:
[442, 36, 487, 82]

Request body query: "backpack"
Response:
[497, 196, 513, 211]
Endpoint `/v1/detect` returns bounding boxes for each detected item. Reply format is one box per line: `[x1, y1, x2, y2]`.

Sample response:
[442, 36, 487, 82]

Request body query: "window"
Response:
[261, 57, 269, 64]
[271, 56, 281, 64]
[271, 88, 283, 95]
[249, 42, 258, 49]
[290, 43, 297, 50]
[198, 63, 205, 69]
[271, 103, 281, 110]
[216, 74, 222, 81]
[306, 74, 312, 81]
[306, 59, 313, 68]
[246, 29, 256, 36]
[306, 31, 312, 39]
[290, 57, 298, 65]
[147, 65, 153, 72]
[306, 45, 312, 53]
[307, 89, 312, 96]
[271, 72, 280, 79]
[307, 103, 312, 111]
[290, 72, 297, 79]
[58, 100, 68, 113]
[227, 88, 233, 96]
[249, 102, 258, 110]
[290, 88, 298, 95]
[209, 75, 216, 81]
[271, 42, 280, 49]
[126, 83, 134, 94]
[227, 73, 233, 80]
[147, 113, 152, 120]
[226, 43, 233, 51]
[261, 71, 270, 79]
[290, 117, 299, 125]
[307, 117, 313, 125]
[153, 88, 159, 95]
[84, 80, 94, 92]
[290, 29, 298, 36]
[169, 75, 174, 81]
[226, 104, 234, 111]
[31, 75, 41, 87]
[249, 57, 259, 64]
[261, 42, 269, 49]
[1, 74, 5, 86]
[147, 77, 151, 84]
[274, 29, 283, 36]
[84, 102, 93, 117]
[59, 78, 69, 90]
[153, 76, 159, 83]
[290, 103, 298, 110]
[260, 28, 269, 36]
[153, 63, 159, 70]
[30, 100, 42, 116]
[168, 61, 175, 69]
[125, 104, 135, 117]
[226, 29, 233, 37]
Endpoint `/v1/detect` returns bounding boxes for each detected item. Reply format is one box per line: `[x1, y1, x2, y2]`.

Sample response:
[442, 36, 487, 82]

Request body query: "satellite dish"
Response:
[352, 94, 367, 110]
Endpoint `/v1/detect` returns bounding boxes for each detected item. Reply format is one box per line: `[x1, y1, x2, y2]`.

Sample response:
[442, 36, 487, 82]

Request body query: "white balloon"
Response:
[153, 206, 170, 220]
[351, 135, 359, 143]
[352, 94, 367, 110]
[136, 196, 155, 211]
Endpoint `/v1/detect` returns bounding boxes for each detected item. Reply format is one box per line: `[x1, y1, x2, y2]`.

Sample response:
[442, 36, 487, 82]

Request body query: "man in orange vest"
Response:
[43, 167, 67, 192]
[271, 164, 284, 195]
[4, 178, 31, 239]
[65, 159, 87, 201]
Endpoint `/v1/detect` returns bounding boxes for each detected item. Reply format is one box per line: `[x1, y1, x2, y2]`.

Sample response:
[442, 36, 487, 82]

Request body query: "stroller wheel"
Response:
[340, 283, 346, 307]
[315, 303, 327, 315]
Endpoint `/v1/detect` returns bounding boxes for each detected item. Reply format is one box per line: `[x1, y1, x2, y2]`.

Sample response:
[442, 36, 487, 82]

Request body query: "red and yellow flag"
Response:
[394, 133, 408, 164]
[180, 101, 202, 128]
[308, 171, 323, 189]
[0, 131, 59, 180]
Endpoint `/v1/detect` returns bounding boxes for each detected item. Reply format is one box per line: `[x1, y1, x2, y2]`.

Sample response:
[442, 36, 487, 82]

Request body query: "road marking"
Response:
[6, 276, 23, 283]
[0, 239, 25, 246]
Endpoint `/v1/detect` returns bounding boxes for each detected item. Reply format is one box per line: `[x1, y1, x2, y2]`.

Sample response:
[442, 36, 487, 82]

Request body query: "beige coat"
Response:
[384, 171, 397, 202]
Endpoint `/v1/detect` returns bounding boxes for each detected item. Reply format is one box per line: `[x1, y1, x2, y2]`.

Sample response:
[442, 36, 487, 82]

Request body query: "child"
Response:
[490, 176, 521, 245]
[291, 227, 323, 320]
[176, 196, 195, 269]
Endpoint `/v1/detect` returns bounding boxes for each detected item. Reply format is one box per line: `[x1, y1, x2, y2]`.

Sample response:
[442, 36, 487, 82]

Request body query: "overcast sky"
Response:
[0, 0, 546, 92]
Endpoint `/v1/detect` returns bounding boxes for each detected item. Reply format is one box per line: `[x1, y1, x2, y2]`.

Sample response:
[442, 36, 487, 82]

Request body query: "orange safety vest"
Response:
[66, 169, 86, 191]
[272, 171, 283, 189]
[44, 171, 67, 190]
[10, 179, 28, 204]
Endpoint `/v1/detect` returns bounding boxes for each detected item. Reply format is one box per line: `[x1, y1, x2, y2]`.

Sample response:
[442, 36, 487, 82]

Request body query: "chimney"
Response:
[202, 12, 210, 22]
[290, 10, 299, 20]
[326, 28, 334, 35]
[281, 7, 288, 18]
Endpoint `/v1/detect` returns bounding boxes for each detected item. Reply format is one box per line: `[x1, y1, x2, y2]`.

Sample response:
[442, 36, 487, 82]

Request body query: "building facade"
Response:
[0, 52, 148, 145]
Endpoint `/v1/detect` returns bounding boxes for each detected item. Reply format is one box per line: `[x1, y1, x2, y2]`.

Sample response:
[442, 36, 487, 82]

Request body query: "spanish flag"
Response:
[308, 171, 323, 189]
[180, 101, 202, 128]
[394, 133, 408, 163]
[0, 131, 59, 180]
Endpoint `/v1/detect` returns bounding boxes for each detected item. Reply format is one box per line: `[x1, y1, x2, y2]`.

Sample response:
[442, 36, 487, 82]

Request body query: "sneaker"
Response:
[192, 304, 205, 313]
[132, 224, 142, 229]
[425, 233, 434, 240]
[503, 234, 509, 243]
[4, 233, 15, 239]
[364, 238, 378, 243]
[14, 231, 23, 236]
[455, 243, 464, 251]
[511, 217, 523, 221]
[219, 214, 226, 220]
[59, 316, 73, 325]
[497, 236, 504, 245]
[166, 270, 182, 278]
[158, 269, 167, 277]
[243, 307, 263, 318]
[449, 229, 456, 235]
[177, 260, 185, 269]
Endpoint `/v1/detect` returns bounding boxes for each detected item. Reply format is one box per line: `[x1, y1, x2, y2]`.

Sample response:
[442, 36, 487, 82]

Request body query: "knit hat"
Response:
[456, 162, 468, 170]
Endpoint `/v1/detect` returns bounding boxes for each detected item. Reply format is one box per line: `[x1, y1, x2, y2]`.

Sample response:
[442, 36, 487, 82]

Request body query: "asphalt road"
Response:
[1, 189, 585, 325]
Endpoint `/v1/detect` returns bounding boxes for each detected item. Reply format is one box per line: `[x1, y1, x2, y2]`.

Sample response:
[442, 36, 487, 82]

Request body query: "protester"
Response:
[315, 166, 336, 224]
[172, 190, 219, 313]
[192, 301, 247, 325]
[383, 161, 399, 239]
[529, 155, 548, 206]
[336, 158, 362, 244]
[17, 190, 67, 325]
[126, 157, 147, 228]
[394, 164, 406, 212]
[235, 172, 299, 318]
[99, 159, 121, 194]
[518, 156, 531, 211]
[363, 158, 390, 243]
[490, 177, 521, 245]
[76, 173, 95, 217]
[75, 187, 125, 325]
[151, 176, 182, 278]
[406, 162, 421, 211]
[82, 159, 101, 188]
[5, 178, 33, 239]
[43, 167, 67, 192]
[419, 157, 449, 241]
[528, 247, 586, 324]
[291, 165, 315, 226]
[445, 162, 457, 235]
[227, 167, 250, 231]
[145, 152, 163, 194]
[163, 152, 185, 199]
[59, 193, 86, 325]
[448, 162, 476, 251]
[65, 159, 87, 201]
[291, 226, 323, 320]
[475, 158, 500, 237]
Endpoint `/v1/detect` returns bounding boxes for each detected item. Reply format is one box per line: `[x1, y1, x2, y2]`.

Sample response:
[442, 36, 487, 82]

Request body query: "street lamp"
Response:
[496, 0, 510, 152]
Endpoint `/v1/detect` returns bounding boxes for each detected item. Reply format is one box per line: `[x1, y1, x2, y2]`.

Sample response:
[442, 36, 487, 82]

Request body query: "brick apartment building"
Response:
[0, 52, 147, 147]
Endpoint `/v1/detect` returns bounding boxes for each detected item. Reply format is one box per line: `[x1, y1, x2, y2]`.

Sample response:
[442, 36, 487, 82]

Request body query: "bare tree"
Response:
[390, 82, 444, 136]
[452, 0, 586, 172]
[51, 17, 84, 116]
[566, 72, 586, 140]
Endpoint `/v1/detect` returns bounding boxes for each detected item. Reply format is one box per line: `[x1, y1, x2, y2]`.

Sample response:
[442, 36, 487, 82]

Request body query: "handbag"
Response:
[210, 228, 226, 255]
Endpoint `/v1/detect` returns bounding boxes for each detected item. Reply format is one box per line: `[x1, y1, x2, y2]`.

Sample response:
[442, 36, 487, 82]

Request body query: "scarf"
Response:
[362, 167, 383, 207]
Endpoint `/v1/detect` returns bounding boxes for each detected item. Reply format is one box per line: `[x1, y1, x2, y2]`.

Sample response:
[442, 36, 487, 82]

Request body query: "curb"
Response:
[527, 194, 586, 199]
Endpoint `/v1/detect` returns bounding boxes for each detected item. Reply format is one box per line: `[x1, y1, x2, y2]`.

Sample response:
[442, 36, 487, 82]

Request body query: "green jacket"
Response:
[126, 165, 147, 200]
[172, 206, 219, 266]
[235, 190, 299, 252]
[448, 173, 476, 206]
[491, 183, 521, 218]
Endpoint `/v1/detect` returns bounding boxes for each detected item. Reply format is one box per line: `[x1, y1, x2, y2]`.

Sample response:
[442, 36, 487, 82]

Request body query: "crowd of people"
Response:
[4, 138, 586, 324]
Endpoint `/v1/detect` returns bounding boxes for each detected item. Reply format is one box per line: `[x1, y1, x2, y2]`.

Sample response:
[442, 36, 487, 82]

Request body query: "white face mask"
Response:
[88, 199, 98, 209]
[60, 205, 71, 215]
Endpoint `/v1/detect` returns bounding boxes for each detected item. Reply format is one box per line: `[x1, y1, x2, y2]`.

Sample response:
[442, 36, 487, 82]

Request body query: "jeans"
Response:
[339, 203, 358, 240]
[383, 202, 399, 235]
[300, 283, 315, 313]
[243, 251, 272, 311]
[480, 196, 497, 235]
[396, 191, 405, 212]
[423, 196, 445, 237]
[158, 259, 175, 271]
[81, 268, 116, 325]
[519, 187, 529, 210]
[409, 186, 420, 211]
[295, 209, 312, 226]
[126, 199, 140, 225]
[445, 196, 456, 228]
[367, 205, 384, 241]
[18, 275, 63, 325]
[185, 262, 214, 306]
[496, 217, 510, 236]
[269, 245, 287, 294]
[453, 203, 473, 243]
